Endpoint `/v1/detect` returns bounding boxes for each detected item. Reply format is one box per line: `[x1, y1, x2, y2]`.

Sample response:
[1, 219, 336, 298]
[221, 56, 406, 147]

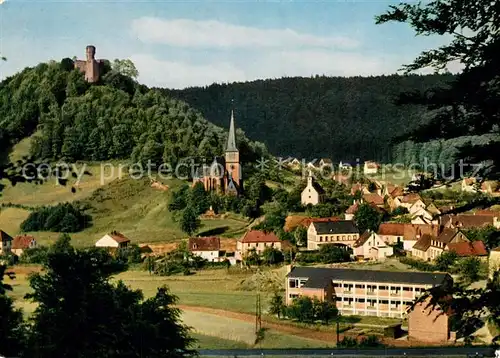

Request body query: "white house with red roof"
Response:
[236, 230, 290, 258]
[188, 237, 220, 262]
[12, 234, 37, 256]
[95, 231, 130, 249]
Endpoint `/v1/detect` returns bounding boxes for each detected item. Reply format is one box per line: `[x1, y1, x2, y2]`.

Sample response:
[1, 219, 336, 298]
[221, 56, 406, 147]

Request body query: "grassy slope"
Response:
[0, 139, 250, 247]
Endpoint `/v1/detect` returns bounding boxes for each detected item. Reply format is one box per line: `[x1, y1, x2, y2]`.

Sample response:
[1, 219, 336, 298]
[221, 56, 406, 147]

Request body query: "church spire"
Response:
[226, 109, 238, 152]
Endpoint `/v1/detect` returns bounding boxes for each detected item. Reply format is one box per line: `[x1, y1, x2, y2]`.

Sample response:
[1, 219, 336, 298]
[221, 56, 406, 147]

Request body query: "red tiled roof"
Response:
[353, 231, 372, 248]
[241, 230, 280, 243]
[442, 214, 495, 229]
[363, 193, 384, 206]
[403, 224, 440, 241]
[474, 209, 500, 217]
[109, 231, 130, 244]
[189, 237, 220, 251]
[447, 241, 488, 257]
[412, 234, 433, 251]
[401, 193, 423, 204]
[301, 217, 342, 228]
[346, 202, 359, 215]
[12, 235, 36, 250]
[378, 223, 406, 236]
[437, 228, 459, 244]
[390, 186, 404, 198]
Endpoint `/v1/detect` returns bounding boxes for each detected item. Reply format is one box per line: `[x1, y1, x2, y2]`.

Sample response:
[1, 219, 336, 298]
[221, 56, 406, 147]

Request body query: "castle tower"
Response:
[225, 110, 241, 187]
[86, 45, 96, 62]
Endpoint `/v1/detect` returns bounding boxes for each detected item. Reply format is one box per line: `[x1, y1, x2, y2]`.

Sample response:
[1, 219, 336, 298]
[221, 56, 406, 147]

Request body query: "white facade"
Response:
[409, 200, 427, 215]
[369, 246, 394, 260]
[95, 234, 122, 248]
[363, 162, 378, 175]
[404, 238, 418, 251]
[301, 174, 323, 206]
[192, 250, 219, 262]
[354, 232, 383, 257]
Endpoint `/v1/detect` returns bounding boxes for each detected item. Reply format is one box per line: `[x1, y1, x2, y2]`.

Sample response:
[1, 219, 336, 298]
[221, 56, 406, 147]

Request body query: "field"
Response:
[0, 167, 250, 247]
[7, 265, 407, 350]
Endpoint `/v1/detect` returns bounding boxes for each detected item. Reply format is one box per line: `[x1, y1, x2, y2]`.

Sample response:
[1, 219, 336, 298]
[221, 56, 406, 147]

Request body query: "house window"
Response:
[289, 279, 298, 288]
[342, 235, 346, 240]
[348, 235, 351, 240]
[355, 284, 364, 289]
[289, 294, 299, 300]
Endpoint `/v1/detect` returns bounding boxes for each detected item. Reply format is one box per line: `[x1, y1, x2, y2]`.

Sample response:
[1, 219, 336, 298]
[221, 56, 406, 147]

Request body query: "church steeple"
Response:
[226, 110, 238, 152]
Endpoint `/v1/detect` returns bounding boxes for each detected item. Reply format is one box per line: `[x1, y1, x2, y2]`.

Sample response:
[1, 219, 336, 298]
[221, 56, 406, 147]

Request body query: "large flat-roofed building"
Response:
[285, 266, 452, 318]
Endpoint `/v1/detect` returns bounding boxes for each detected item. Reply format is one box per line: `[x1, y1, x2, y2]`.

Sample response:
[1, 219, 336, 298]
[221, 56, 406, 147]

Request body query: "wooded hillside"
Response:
[0, 59, 267, 167]
[166, 74, 454, 163]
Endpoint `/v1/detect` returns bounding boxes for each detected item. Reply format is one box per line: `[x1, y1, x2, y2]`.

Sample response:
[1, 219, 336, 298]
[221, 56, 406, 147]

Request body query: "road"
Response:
[199, 346, 497, 356]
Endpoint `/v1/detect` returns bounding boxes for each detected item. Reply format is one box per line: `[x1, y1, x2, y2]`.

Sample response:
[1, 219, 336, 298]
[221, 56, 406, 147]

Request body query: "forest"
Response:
[165, 74, 455, 163]
[0, 59, 267, 168]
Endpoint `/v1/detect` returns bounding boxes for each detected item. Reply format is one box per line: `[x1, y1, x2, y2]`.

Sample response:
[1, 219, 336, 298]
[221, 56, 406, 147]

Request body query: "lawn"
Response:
[0, 169, 250, 247]
[183, 311, 334, 349]
[116, 268, 266, 314]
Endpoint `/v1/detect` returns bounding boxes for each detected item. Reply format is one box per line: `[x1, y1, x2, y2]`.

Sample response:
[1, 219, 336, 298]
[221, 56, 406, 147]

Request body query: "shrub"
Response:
[399, 257, 437, 271]
[19, 246, 50, 264]
[20, 203, 92, 233]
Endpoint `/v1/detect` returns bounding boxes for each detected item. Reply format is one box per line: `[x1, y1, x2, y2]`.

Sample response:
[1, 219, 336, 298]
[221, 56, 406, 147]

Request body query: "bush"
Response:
[296, 245, 351, 264]
[19, 246, 50, 264]
[20, 202, 92, 233]
[285, 296, 338, 324]
[399, 257, 437, 271]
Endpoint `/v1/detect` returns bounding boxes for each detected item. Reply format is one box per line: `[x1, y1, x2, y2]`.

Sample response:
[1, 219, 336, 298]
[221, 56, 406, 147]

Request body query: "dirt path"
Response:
[178, 304, 345, 343]
[177, 305, 455, 348]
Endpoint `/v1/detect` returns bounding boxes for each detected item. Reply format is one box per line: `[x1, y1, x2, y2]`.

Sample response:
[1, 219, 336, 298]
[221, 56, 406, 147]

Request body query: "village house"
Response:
[445, 240, 488, 260]
[318, 158, 333, 168]
[377, 223, 405, 245]
[95, 231, 130, 249]
[440, 214, 500, 229]
[285, 266, 452, 318]
[403, 224, 440, 251]
[307, 220, 359, 251]
[237, 230, 290, 257]
[344, 200, 382, 221]
[489, 247, 500, 279]
[411, 228, 469, 261]
[301, 172, 326, 206]
[410, 207, 438, 225]
[350, 183, 371, 196]
[306, 159, 319, 170]
[363, 161, 379, 175]
[395, 193, 424, 210]
[461, 177, 478, 192]
[363, 193, 385, 208]
[0, 230, 13, 254]
[188, 237, 220, 262]
[12, 235, 37, 256]
[353, 231, 394, 261]
[287, 158, 302, 170]
[408, 296, 455, 343]
[408, 199, 427, 215]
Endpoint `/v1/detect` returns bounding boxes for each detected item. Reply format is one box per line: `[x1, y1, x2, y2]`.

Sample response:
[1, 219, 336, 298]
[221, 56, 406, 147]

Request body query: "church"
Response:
[192, 110, 242, 195]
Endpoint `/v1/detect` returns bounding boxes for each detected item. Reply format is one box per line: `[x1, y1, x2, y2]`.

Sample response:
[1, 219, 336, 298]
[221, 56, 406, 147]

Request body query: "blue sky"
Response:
[0, 0, 456, 89]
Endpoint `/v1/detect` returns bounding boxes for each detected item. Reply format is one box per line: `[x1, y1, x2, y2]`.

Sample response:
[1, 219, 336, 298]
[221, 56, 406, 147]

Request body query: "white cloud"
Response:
[131, 50, 400, 89]
[130, 54, 247, 88]
[130, 17, 359, 49]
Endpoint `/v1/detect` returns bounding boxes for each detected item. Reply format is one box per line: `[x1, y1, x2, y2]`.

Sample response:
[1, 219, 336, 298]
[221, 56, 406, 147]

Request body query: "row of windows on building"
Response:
[289, 279, 428, 293]
[318, 235, 356, 242]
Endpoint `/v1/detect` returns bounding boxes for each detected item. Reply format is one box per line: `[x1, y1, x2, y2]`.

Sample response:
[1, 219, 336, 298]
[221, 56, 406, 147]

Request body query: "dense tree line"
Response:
[376, 0, 500, 178]
[20, 202, 92, 233]
[0, 59, 267, 170]
[165, 74, 453, 163]
[0, 238, 195, 357]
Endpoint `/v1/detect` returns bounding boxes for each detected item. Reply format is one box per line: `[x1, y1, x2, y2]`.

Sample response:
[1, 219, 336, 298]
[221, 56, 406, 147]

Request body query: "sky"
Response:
[0, 0, 459, 89]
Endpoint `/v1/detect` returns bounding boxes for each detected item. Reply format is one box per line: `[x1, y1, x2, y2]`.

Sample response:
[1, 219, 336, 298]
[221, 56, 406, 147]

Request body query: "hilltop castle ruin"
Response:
[74, 45, 106, 83]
